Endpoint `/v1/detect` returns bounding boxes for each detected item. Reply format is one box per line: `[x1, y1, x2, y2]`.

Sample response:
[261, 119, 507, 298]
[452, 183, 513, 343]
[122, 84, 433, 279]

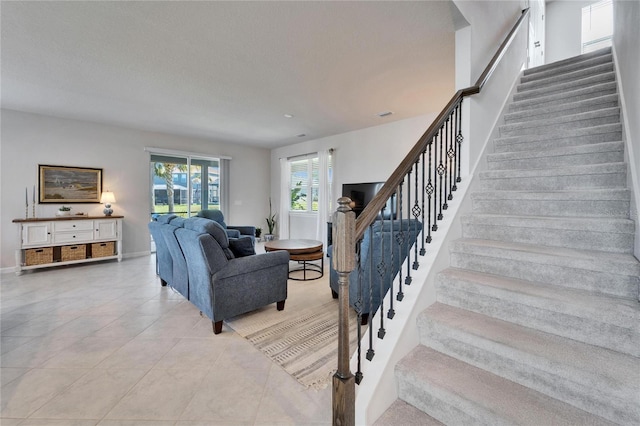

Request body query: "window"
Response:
[582, 0, 613, 54]
[150, 154, 221, 218]
[290, 156, 319, 212]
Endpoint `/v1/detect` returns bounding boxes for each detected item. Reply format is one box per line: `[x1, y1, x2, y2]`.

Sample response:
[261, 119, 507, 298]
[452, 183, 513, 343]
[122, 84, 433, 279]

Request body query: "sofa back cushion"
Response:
[184, 217, 234, 260]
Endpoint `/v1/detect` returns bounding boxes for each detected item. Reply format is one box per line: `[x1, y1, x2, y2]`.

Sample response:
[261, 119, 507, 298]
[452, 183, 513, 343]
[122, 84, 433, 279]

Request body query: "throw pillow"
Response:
[229, 237, 256, 257]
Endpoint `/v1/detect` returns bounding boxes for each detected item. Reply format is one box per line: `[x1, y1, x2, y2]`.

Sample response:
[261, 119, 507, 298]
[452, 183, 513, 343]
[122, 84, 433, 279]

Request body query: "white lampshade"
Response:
[100, 191, 116, 204]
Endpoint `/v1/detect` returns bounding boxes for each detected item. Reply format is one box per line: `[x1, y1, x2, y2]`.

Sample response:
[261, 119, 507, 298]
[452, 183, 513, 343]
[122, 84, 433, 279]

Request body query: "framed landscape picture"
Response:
[39, 165, 103, 203]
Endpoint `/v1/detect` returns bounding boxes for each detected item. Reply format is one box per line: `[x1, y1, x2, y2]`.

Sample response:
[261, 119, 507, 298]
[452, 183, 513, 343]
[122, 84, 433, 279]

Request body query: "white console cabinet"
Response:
[13, 216, 123, 275]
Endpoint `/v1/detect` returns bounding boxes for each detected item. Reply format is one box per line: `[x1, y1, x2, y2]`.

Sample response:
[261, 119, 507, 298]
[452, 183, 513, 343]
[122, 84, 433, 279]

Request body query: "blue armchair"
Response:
[175, 217, 289, 334]
[329, 219, 422, 324]
[196, 209, 256, 241]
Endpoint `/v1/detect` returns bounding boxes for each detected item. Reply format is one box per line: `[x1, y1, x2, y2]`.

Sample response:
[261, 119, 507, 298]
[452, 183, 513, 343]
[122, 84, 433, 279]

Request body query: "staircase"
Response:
[376, 48, 640, 425]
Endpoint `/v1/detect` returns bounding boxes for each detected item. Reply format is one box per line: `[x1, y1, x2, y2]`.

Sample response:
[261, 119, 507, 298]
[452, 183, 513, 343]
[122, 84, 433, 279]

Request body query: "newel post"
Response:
[332, 197, 356, 426]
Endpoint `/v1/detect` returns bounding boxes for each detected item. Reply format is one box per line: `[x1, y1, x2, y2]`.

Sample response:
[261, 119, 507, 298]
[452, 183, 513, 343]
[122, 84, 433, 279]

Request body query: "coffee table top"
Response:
[264, 239, 322, 254]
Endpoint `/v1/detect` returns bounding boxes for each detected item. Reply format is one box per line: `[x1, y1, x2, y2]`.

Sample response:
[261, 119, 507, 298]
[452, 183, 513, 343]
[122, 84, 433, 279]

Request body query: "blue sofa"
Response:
[196, 209, 256, 241]
[159, 216, 189, 300]
[175, 217, 289, 334]
[148, 214, 177, 287]
[329, 219, 422, 324]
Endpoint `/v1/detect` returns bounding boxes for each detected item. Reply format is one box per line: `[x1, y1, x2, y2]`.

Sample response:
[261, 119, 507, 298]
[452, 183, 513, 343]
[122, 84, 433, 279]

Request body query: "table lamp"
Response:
[100, 191, 116, 216]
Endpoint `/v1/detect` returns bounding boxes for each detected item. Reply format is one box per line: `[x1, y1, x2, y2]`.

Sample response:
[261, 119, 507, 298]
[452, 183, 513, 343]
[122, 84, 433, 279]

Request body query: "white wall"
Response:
[0, 109, 271, 271]
[546, 0, 594, 63]
[612, 0, 640, 258]
[269, 113, 437, 239]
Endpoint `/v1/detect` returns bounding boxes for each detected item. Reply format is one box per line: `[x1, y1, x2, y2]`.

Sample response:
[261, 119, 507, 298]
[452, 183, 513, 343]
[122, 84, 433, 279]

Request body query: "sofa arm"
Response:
[227, 225, 256, 237]
[215, 251, 289, 279]
[225, 229, 241, 239]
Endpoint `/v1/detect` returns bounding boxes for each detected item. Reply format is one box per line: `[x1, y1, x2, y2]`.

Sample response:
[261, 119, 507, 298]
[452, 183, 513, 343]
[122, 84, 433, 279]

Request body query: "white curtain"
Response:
[278, 157, 290, 239]
[316, 149, 332, 248]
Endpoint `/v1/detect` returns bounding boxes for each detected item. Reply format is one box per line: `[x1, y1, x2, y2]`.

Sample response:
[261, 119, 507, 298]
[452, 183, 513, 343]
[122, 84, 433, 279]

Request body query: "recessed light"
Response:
[284, 114, 294, 118]
[377, 111, 393, 117]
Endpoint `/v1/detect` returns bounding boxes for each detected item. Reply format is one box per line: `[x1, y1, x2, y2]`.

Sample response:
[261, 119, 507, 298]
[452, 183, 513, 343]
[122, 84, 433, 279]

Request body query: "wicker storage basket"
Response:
[25, 247, 53, 266]
[61, 244, 87, 262]
[91, 242, 115, 258]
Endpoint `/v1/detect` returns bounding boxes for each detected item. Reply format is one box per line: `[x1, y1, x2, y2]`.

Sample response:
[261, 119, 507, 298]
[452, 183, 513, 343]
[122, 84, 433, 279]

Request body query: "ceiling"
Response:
[1, 1, 456, 149]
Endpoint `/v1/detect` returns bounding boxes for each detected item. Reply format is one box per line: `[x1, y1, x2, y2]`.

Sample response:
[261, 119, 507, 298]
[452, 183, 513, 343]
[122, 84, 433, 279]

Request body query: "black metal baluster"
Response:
[365, 226, 375, 361]
[412, 160, 420, 270]
[420, 150, 426, 255]
[456, 99, 463, 184]
[377, 207, 386, 340]
[447, 110, 455, 201]
[354, 240, 363, 384]
[442, 117, 449, 211]
[426, 140, 434, 239]
[451, 104, 459, 193]
[433, 129, 441, 229]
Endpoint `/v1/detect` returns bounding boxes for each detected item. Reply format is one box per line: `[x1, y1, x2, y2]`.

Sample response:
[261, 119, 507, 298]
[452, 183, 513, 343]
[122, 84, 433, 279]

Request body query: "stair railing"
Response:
[331, 8, 530, 425]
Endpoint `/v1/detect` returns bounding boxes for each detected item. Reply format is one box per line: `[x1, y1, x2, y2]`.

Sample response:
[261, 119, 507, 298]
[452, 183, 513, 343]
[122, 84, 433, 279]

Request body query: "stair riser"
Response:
[418, 320, 638, 425]
[519, 60, 614, 87]
[513, 73, 615, 102]
[435, 284, 640, 357]
[449, 252, 639, 299]
[486, 150, 624, 170]
[461, 222, 634, 253]
[499, 114, 620, 138]
[479, 172, 627, 191]
[509, 84, 617, 113]
[471, 198, 629, 218]
[495, 130, 622, 153]
[522, 50, 611, 79]
[396, 370, 502, 426]
[504, 99, 619, 124]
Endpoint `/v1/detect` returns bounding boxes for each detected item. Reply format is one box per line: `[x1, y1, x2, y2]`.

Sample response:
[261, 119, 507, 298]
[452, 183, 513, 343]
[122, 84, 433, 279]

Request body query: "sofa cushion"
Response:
[229, 237, 256, 258]
[184, 217, 235, 260]
[156, 214, 177, 224]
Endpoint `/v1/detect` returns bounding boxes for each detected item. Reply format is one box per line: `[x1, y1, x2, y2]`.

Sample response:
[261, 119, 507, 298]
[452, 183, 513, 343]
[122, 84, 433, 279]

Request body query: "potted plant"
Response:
[255, 227, 262, 241]
[264, 198, 276, 241]
[57, 206, 71, 216]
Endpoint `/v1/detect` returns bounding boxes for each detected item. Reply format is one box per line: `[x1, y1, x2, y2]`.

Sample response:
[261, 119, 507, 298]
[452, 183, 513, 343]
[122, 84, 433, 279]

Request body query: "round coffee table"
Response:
[264, 239, 324, 281]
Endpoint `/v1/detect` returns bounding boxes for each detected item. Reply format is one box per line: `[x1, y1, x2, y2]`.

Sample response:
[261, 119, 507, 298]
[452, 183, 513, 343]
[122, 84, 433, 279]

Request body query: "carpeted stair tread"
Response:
[494, 122, 622, 153]
[418, 303, 640, 424]
[499, 107, 620, 137]
[449, 238, 640, 280]
[374, 400, 445, 426]
[470, 188, 630, 218]
[435, 268, 640, 357]
[460, 213, 634, 253]
[522, 47, 611, 77]
[508, 81, 617, 113]
[513, 71, 615, 102]
[504, 93, 618, 124]
[436, 268, 639, 329]
[453, 239, 640, 297]
[520, 53, 613, 83]
[518, 61, 614, 92]
[486, 141, 624, 169]
[396, 346, 616, 426]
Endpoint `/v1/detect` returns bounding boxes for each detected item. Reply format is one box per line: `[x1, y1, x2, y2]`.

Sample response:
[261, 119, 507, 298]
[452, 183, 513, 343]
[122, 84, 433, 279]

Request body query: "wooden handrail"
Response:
[355, 8, 530, 241]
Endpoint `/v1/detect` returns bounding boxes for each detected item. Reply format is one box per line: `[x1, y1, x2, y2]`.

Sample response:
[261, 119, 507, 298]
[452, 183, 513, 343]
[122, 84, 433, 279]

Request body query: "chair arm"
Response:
[225, 229, 241, 239]
[227, 225, 256, 237]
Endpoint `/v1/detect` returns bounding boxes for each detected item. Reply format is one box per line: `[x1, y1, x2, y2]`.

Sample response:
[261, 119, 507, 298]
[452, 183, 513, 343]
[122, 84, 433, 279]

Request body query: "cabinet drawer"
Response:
[53, 230, 94, 244]
[54, 221, 94, 232]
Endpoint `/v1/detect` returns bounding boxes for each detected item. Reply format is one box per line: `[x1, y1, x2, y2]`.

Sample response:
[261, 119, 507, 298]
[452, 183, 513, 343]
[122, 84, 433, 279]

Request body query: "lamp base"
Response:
[103, 203, 113, 216]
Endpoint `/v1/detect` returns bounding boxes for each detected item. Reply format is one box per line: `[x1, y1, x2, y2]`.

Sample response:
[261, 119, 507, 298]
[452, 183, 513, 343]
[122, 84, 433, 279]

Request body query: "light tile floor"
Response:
[1, 250, 332, 425]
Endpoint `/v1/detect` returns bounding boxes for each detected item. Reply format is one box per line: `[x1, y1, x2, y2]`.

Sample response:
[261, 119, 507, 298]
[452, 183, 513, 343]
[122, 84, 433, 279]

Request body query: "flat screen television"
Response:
[342, 182, 396, 219]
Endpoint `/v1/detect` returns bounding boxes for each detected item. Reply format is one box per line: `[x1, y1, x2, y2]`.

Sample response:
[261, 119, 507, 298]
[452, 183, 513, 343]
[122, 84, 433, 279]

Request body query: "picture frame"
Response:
[39, 165, 103, 203]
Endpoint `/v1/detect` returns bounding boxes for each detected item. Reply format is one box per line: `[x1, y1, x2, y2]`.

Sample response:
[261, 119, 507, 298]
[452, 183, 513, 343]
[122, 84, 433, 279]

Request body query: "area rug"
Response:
[226, 296, 361, 389]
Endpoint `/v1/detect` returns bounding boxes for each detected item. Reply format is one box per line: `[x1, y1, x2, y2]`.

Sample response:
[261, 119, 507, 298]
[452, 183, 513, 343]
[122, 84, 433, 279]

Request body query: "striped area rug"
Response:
[227, 299, 360, 389]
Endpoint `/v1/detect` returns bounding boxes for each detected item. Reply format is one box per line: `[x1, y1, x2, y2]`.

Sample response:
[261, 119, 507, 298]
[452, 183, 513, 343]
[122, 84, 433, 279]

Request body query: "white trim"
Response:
[144, 146, 232, 160]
